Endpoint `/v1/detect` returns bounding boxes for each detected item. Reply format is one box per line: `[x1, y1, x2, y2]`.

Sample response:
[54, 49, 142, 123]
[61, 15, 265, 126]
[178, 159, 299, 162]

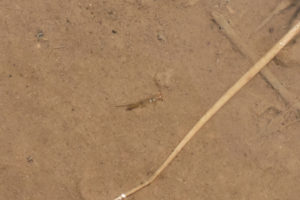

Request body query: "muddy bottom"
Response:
[1, 0, 300, 200]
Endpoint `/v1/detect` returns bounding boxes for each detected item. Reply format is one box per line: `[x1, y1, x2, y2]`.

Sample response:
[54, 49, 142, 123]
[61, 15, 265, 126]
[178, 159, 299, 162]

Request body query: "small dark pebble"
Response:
[269, 27, 274, 33]
[8, 74, 12, 78]
[157, 32, 166, 41]
[112, 30, 117, 34]
[26, 156, 33, 163]
[36, 30, 44, 39]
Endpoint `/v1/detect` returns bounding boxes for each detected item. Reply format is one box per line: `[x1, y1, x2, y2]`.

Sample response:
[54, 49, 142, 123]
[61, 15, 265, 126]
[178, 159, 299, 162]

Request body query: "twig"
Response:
[252, 0, 295, 35]
[212, 11, 300, 111]
[113, 20, 300, 200]
[289, 3, 300, 25]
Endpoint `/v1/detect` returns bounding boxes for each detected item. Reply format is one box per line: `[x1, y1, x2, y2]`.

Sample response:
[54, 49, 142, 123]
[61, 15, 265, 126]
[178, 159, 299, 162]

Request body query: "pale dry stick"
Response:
[212, 11, 300, 110]
[113, 20, 300, 200]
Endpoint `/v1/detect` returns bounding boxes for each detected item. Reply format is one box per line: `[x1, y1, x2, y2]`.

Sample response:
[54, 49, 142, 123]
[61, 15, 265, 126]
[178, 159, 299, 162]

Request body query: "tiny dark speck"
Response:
[112, 30, 117, 34]
[269, 27, 274, 33]
[8, 74, 12, 78]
